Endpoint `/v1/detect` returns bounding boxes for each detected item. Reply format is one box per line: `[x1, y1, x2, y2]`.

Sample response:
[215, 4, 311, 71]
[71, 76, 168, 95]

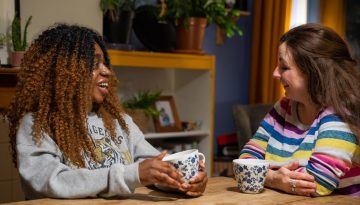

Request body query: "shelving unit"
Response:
[108, 50, 215, 175]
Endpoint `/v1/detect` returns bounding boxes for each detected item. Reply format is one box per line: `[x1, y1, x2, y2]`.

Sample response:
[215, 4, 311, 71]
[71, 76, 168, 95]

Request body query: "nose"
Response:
[273, 66, 280, 79]
[99, 63, 112, 76]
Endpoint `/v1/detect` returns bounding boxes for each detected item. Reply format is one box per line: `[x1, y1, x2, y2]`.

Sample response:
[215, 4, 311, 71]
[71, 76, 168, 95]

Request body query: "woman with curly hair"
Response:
[239, 23, 360, 197]
[6, 24, 207, 199]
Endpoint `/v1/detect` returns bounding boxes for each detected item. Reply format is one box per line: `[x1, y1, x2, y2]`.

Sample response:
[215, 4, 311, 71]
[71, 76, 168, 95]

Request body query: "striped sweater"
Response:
[239, 97, 360, 197]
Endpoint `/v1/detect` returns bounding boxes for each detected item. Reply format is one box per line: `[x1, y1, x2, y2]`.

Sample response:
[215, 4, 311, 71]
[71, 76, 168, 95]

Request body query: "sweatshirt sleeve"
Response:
[122, 114, 160, 162]
[16, 114, 142, 199]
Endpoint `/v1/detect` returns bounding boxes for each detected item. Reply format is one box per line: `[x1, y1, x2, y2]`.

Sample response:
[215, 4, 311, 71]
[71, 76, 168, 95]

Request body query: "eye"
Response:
[93, 54, 105, 70]
[94, 61, 99, 69]
[279, 65, 289, 71]
[93, 58, 99, 69]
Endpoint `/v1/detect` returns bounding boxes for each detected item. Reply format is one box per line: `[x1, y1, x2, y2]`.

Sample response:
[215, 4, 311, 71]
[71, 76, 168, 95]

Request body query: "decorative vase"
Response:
[133, 5, 176, 52]
[175, 17, 207, 54]
[11, 51, 25, 67]
[103, 9, 134, 50]
[125, 108, 155, 133]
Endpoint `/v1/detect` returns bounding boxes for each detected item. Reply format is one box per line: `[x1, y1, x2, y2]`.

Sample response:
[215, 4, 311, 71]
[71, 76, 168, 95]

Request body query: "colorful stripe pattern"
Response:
[239, 98, 360, 196]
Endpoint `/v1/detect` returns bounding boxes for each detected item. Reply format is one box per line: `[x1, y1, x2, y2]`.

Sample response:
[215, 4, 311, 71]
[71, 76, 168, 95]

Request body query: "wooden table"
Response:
[4, 177, 360, 205]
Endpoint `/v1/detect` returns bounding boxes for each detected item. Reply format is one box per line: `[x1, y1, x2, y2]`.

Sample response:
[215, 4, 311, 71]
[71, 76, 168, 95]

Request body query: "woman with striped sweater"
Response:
[240, 23, 360, 197]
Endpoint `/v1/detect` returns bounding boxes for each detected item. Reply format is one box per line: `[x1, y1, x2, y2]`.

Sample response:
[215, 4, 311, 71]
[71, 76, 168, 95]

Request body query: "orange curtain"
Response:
[249, 0, 292, 104]
[319, 0, 346, 38]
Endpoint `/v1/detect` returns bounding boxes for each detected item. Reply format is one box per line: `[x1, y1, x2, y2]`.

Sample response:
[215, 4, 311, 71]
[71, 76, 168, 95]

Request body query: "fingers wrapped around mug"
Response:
[161, 149, 208, 196]
[139, 152, 183, 188]
[181, 168, 208, 197]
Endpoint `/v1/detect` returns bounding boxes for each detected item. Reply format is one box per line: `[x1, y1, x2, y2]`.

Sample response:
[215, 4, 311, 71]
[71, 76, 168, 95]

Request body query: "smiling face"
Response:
[91, 44, 112, 104]
[273, 43, 309, 103]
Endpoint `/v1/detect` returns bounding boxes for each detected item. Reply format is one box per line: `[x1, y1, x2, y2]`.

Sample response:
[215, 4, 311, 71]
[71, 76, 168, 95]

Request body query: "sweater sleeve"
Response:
[16, 114, 143, 199]
[298, 114, 359, 196]
[238, 100, 283, 159]
[239, 120, 270, 159]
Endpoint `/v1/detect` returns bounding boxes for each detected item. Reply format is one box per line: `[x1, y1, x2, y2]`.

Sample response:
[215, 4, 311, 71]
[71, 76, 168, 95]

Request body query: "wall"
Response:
[307, 0, 320, 23]
[20, 0, 102, 42]
[203, 2, 253, 156]
[0, 0, 14, 64]
[1, 0, 102, 65]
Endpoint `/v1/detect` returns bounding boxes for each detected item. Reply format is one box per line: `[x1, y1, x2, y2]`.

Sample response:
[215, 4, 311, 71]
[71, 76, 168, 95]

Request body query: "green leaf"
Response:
[11, 15, 32, 51]
[122, 90, 162, 117]
[162, 0, 243, 38]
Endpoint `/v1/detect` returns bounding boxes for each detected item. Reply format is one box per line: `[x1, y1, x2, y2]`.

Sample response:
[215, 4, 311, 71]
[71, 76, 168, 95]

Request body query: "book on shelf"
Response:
[217, 132, 239, 157]
[222, 145, 239, 157]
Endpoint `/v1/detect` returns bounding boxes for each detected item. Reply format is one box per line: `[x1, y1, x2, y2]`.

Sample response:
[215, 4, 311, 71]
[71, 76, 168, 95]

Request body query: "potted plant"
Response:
[11, 15, 32, 67]
[100, 0, 138, 49]
[122, 90, 162, 133]
[160, 0, 243, 53]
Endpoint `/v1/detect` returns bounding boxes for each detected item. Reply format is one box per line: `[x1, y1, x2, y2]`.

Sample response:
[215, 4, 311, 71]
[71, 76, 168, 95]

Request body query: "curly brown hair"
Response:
[280, 23, 360, 142]
[6, 24, 129, 167]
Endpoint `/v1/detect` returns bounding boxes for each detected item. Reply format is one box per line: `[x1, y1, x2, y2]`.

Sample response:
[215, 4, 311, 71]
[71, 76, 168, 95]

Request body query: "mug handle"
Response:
[198, 152, 206, 163]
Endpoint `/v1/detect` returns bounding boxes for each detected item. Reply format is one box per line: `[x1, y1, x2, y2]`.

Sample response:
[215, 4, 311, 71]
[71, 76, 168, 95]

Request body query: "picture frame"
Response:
[153, 96, 182, 132]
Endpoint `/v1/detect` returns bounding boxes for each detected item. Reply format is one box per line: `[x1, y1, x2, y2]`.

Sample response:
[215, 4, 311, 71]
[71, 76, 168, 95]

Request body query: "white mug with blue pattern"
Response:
[163, 149, 205, 183]
[233, 159, 270, 193]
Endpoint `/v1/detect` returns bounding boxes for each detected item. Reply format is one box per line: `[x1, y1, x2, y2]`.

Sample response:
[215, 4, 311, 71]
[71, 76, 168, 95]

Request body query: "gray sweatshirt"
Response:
[16, 112, 160, 199]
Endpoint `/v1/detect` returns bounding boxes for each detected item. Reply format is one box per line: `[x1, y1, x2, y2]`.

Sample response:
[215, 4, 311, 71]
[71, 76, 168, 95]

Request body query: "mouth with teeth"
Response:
[98, 82, 108, 88]
[97, 82, 109, 96]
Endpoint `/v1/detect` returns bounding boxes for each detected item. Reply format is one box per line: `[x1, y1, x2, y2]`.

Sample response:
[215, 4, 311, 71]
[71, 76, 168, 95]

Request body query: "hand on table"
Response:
[179, 160, 208, 197]
[139, 151, 182, 189]
[265, 161, 316, 196]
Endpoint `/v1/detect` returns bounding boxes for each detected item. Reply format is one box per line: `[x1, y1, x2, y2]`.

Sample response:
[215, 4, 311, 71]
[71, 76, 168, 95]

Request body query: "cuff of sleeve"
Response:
[124, 162, 142, 190]
[105, 162, 142, 197]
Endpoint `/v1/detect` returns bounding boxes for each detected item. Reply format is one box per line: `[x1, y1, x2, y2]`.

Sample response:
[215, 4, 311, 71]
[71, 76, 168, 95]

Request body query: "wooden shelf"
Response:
[0, 67, 20, 74]
[108, 50, 215, 71]
[145, 130, 209, 139]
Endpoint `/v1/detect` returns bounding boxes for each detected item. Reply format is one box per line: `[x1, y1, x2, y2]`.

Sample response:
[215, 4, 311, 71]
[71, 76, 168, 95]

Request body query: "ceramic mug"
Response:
[233, 159, 270, 193]
[162, 149, 205, 183]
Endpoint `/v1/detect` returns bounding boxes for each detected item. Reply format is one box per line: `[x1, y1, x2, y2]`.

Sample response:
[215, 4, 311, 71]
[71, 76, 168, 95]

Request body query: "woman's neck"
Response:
[296, 101, 321, 126]
[89, 102, 100, 113]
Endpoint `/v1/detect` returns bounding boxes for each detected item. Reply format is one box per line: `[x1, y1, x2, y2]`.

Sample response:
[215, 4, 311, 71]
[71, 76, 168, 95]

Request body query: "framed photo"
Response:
[153, 96, 182, 132]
